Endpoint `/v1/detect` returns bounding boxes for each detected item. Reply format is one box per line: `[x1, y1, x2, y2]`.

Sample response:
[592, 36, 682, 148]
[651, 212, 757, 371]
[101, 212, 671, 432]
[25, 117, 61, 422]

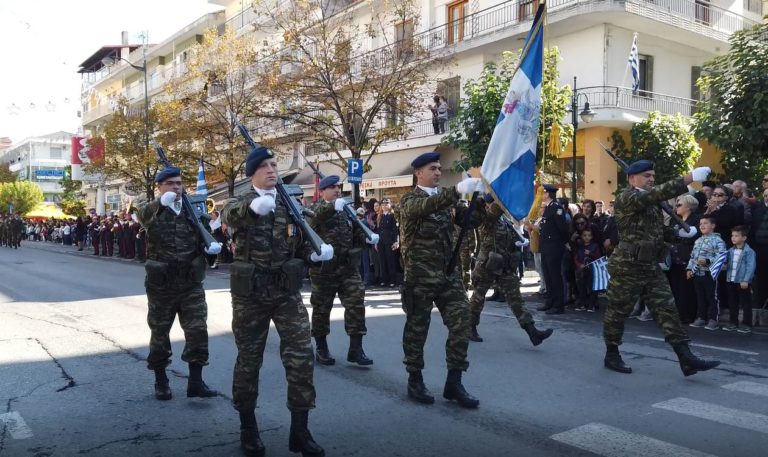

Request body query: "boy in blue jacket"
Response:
[723, 226, 756, 333]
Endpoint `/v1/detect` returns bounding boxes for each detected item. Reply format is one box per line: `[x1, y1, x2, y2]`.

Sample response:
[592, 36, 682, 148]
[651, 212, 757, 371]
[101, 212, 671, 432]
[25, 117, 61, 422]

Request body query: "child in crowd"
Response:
[574, 228, 601, 312]
[723, 226, 756, 333]
[687, 216, 727, 330]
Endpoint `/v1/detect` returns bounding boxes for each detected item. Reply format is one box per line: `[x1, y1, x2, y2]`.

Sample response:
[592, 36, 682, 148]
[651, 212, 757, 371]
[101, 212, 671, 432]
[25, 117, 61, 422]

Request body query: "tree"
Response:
[57, 166, 87, 217]
[0, 181, 43, 215]
[444, 48, 572, 172]
[0, 163, 15, 183]
[694, 22, 768, 188]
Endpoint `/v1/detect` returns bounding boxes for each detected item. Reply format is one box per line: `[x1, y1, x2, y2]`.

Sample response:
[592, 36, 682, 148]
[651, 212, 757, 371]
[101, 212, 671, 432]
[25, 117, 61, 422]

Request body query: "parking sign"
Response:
[347, 159, 363, 184]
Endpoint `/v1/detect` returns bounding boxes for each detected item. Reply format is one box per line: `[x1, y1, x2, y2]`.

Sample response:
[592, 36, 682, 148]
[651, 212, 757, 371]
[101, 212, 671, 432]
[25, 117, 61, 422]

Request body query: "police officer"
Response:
[399, 151, 482, 408]
[133, 167, 222, 401]
[537, 184, 569, 314]
[603, 160, 720, 376]
[309, 175, 379, 366]
[222, 144, 332, 457]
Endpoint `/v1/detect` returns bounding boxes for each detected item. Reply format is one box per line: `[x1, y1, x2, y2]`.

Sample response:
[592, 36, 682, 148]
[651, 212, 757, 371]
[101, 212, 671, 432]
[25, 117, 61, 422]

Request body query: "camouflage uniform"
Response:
[399, 187, 470, 373]
[308, 199, 367, 338]
[10, 217, 23, 248]
[454, 224, 476, 290]
[0, 218, 6, 247]
[135, 200, 210, 370]
[604, 177, 690, 347]
[222, 190, 316, 412]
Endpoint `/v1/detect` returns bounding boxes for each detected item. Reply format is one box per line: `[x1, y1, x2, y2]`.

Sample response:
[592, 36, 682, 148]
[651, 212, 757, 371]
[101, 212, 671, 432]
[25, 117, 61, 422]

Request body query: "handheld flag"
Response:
[196, 158, 208, 198]
[591, 256, 610, 291]
[710, 250, 728, 279]
[628, 33, 640, 94]
[480, 3, 545, 221]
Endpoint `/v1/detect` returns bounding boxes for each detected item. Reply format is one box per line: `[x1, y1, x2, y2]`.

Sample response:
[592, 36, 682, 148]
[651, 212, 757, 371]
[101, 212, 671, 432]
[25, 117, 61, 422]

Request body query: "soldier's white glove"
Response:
[249, 195, 276, 215]
[204, 242, 222, 255]
[334, 198, 348, 212]
[691, 167, 711, 182]
[366, 233, 380, 245]
[457, 177, 482, 194]
[160, 192, 177, 207]
[310, 243, 334, 262]
[131, 213, 138, 223]
[678, 226, 697, 238]
[515, 238, 530, 248]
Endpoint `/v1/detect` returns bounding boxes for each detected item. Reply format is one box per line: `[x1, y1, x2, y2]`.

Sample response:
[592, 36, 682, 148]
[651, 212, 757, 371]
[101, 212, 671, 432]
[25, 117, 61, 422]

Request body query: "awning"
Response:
[25, 203, 75, 220]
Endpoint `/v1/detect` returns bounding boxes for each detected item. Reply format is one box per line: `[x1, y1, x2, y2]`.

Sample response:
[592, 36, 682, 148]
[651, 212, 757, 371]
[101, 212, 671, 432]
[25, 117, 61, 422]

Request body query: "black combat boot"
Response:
[407, 371, 435, 404]
[314, 336, 335, 366]
[522, 322, 553, 346]
[154, 368, 172, 401]
[239, 409, 266, 457]
[604, 344, 632, 374]
[187, 363, 218, 398]
[443, 370, 479, 409]
[347, 335, 373, 365]
[469, 325, 483, 342]
[288, 410, 325, 457]
[488, 288, 501, 302]
[673, 344, 721, 377]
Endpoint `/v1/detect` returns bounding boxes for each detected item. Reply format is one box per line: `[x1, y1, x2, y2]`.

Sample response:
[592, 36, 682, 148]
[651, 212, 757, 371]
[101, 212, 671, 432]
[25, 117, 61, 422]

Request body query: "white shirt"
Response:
[210, 217, 222, 231]
[253, 185, 277, 199]
[729, 248, 742, 282]
[417, 185, 439, 196]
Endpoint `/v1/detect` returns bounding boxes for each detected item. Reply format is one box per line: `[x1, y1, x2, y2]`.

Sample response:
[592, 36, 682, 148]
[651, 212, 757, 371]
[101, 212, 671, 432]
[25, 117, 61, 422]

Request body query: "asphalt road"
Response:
[1, 242, 767, 457]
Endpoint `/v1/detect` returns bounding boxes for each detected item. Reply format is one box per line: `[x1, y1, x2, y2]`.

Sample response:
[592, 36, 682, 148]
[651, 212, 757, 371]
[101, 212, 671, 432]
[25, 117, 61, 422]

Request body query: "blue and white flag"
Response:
[591, 257, 610, 291]
[710, 250, 728, 279]
[196, 158, 208, 198]
[628, 33, 640, 94]
[480, 3, 545, 221]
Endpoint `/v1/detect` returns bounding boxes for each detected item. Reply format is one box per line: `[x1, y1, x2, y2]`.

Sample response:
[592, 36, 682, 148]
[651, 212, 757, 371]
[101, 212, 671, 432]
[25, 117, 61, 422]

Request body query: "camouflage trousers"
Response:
[309, 266, 366, 338]
[402, 274, 470, 372]
[231, 286, 315, 412]
[146, 282, 209, 370]
[469, 264, 532, 328]
[604, 262, 690, 347]
[459, 248, 473, 289]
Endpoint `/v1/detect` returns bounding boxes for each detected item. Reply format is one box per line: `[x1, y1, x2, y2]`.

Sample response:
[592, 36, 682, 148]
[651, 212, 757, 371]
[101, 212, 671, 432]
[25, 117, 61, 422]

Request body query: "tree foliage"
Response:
[57, 166, 87, 217]
[0, 163, 15, 184]
[0, 181, 43, 215]
[694, 22, 768, 188]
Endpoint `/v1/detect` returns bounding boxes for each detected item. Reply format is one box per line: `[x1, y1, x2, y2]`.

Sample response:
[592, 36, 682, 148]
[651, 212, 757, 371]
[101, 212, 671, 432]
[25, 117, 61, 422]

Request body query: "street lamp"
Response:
[570, 76, 596, 202]
[101, 54, 150, 152]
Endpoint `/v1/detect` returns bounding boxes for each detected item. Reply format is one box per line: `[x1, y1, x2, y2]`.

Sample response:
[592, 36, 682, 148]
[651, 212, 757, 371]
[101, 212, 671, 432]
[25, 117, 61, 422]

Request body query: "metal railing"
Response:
[578, 86, 696, 117]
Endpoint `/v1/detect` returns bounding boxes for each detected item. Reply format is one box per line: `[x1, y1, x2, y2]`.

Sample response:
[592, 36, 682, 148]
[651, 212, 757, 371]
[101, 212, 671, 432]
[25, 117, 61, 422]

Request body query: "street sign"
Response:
[347, 159, 363, 184]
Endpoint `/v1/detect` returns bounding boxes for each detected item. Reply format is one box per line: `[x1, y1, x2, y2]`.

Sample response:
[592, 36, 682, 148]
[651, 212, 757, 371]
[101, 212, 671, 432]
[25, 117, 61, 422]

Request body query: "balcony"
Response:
[578, 86, 696, 117]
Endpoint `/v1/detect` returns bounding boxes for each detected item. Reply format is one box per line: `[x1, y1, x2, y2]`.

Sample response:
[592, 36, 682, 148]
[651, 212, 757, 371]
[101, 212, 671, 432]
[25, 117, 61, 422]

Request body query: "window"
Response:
[437, 76, 461, 118]
[691, 66, 702, 115]
[49, 147, 62, 159]
[447, 1, 468, 45]
[695, 0, 710, 26]
[394, 19, 414, 58]
[744, 0, 762, 14]
[335, 39, 351, 73]
[519, 0, 540, 20]
[384, 97, 401, 128]
[543, 158, 584, 199]
[638, 54, 653, 97]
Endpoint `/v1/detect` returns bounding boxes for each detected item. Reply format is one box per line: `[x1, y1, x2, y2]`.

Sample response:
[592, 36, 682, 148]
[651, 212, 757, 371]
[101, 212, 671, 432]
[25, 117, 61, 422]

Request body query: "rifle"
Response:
[230, 116, 324, 255]
[298, 151, 376, 242]
[151, 141, 218, 250]
[598, 142, 691, 232]
[446, 191, 480, 276]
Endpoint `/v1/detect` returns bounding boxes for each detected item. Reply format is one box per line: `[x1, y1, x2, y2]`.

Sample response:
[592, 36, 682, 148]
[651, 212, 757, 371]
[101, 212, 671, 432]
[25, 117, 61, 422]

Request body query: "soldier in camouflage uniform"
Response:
[468, 194, 553, 345]
[309, 175, 378, 367]
[133, 166, 221, 401]
[0, 216, 6, 247]
[453, 201, 477, 290]
[222, 144, 330, 457]
[603, 160, 721, 377]
[399, 151, 482, 409]
[10, 216, 23, 248]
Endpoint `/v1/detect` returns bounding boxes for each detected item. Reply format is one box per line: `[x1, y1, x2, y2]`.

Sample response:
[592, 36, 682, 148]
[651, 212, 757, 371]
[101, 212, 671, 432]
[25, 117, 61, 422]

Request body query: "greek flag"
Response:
[628, 33, 640, 94]
[710, 250, 728, 279]
[479, 2, 545, 221]
[591, 257, 610, 291]
[196, 158, 208, 197]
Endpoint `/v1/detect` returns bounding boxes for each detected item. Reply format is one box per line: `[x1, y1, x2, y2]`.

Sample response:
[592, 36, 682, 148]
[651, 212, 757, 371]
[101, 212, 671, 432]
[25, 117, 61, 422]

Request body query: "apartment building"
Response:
[0, 131, 75, 202]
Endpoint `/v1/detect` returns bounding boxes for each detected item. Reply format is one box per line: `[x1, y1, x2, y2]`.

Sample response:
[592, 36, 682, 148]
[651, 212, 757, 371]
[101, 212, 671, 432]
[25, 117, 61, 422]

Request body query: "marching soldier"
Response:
[222, 144, 332, 457]
[468, 194, 553, 345]
[89, 216, 101, 255]
[454, 200, 477, 290]
[537, 184, 569, 314]
[398, 151, 482, 409]
[133, 167, 221, 401]
[10, 215, 23, 248]
[603, 160, 721, 376]
[309, 175, 379, 366]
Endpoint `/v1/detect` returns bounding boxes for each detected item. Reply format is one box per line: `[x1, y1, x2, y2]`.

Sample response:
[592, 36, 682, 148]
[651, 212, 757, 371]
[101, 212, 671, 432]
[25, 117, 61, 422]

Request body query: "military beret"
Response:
[626, 160, 654, 176]
[543, 184, 559, 193]
[411, 151, 440, 169]
[318, 175, 341, 190]
[245, 143, 275, 177]
[701, 180, 716, 189]
[155, 166, 181, 183]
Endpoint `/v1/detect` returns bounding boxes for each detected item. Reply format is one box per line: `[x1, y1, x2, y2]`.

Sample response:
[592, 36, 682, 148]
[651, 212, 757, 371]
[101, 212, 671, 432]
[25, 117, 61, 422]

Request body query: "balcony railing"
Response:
[578, 86, 696, 117]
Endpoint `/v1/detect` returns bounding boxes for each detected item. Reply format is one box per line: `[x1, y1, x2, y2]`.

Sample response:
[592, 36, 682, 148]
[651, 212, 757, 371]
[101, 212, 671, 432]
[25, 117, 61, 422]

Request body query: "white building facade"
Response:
[0, 131, 75, 202]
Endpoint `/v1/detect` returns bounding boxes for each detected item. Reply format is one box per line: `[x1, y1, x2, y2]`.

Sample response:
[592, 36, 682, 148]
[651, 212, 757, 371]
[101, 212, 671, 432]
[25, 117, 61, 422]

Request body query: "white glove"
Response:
[310, 243, 334, 262]
[691, 167, 711, 182]
[515, 238, 530, 248]
[249, 195, 276, 215]
[131, 213, 138, 223]
[678, 226, 697, 238]
[160, 191, 177, 207]
[334, 198, 348, 212]
[456, 177, 482, 194]
[204, 242, 222, 255]
[366, 233, 380, 245]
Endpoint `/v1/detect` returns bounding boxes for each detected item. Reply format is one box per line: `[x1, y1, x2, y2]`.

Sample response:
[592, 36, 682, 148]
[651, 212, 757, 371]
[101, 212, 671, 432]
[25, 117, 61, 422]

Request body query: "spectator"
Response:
[705, 185, 740, 247]
[524, 202, 547, 295]
[428, 96, 440, 135]
[62, 222, 72, 246]
[732, 180, 751, 224]
[722, 226, 756, 333]
[687, 215, 726, 330]
[436, 96, 449, 134]
[573, 227, 601, 312]
[667, 194, 701, 323]
[749, 188, 768, 314]
[376, 198, 399, 287]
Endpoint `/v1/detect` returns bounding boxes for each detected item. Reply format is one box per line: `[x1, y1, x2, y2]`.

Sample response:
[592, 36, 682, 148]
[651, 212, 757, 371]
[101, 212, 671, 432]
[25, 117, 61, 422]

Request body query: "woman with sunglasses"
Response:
[704, 185, 742, 248]
[667, 194, 701, 324]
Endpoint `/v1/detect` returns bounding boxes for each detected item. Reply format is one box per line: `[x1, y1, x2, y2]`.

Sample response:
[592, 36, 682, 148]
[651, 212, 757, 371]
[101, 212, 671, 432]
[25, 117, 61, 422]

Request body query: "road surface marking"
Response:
[551, 423, 715, 457]
[0, 411, 33, 439]
[653, 398, 768, 433]
[722, 381, 768, 398]
[638, 335, 759, 355]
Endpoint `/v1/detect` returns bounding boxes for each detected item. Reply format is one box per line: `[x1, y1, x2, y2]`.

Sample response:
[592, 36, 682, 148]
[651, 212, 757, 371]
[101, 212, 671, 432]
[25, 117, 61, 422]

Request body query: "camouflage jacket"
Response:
[135, 200, 202, 263]
[474, 202, 521, 265]
[453, 221, 476, 255]
[309, 199, 366, 258]
[221, 191, 313, 273]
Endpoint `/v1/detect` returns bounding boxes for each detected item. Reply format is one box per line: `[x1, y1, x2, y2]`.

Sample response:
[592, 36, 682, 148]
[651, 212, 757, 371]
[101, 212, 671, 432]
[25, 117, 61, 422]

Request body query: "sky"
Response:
[0, 0, 224, 144]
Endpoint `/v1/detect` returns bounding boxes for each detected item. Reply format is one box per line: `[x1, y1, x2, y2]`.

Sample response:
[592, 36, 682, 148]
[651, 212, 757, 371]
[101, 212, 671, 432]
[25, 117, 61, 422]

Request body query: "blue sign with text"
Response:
[347, 159, 363, 184]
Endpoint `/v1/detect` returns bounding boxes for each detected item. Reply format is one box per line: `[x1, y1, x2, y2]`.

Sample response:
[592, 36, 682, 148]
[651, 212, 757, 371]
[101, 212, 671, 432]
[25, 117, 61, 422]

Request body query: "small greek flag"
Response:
[591, 256, 610, 291]
[628, 33, 640, 94]
[710, 250, 728, 279]
[196, 158, 208, 198]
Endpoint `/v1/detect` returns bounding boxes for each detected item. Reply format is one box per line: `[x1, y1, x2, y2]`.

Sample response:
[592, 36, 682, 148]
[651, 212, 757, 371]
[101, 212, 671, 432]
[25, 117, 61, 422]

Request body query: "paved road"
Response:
[1, 242, 767, 457]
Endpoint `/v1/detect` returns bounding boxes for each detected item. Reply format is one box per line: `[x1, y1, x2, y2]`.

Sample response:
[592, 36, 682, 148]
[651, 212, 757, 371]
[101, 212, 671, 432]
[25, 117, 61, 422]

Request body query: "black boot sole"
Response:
[604, 359, 633, 374]
[529, 328, 553, 346]
[681, 361, 721, 377]
[407, 387, 435, 404]
[347, 355, 373, 366]
[288, 437, 325, 457]
[315, 354, 336, 366]
[443, 391, 479, 409]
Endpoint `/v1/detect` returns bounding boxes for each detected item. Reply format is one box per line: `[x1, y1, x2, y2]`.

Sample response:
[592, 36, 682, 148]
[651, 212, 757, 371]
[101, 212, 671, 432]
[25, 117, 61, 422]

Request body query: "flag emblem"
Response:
[710, 250, 728, 279]
[591, 257, 610, 291]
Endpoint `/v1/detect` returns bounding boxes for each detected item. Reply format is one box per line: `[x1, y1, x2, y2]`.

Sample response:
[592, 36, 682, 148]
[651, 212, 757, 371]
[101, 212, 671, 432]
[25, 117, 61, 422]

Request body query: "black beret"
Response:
[701, 180, 716, 189]
[543, 184, 558, 193]
[155, 166, 181, 183]
[245, 144, 274, 177]
[318, 175, 341, 190]
[411, 151, 440, 169]
[626, 160, 654, 175]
